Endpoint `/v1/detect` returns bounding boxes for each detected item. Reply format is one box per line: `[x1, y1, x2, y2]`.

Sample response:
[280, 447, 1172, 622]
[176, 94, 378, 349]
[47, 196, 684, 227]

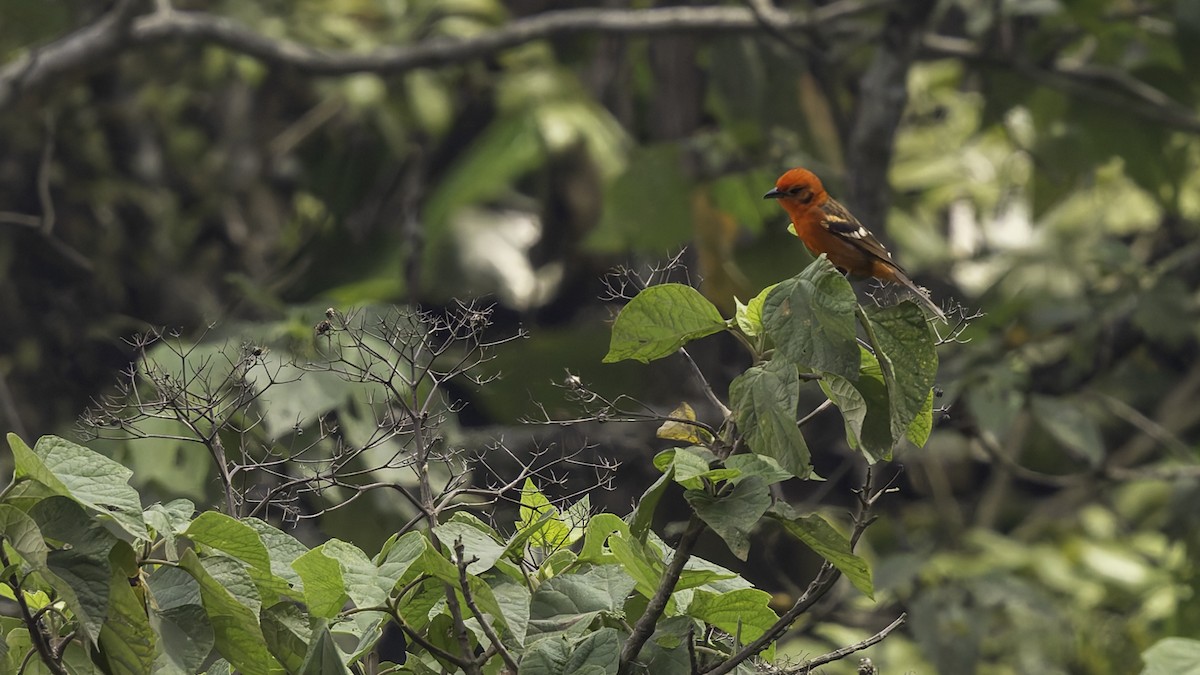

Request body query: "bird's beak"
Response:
[763, 187, 783, 200]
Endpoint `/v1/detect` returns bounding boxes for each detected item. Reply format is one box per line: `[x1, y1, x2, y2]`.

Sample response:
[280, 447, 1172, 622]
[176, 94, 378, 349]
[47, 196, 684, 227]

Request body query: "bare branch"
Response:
[920, 33, 1200, 134]
[771, 613, 906, 674]
[0, 0, 140, 110]
[1, 0, 888, 113]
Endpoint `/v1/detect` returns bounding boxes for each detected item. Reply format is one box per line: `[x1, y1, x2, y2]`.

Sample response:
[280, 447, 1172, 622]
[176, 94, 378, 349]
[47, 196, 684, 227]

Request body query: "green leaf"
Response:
[98, 545, 156, 675]
[150, 603, 213, 675]
[0, 504, 49, 570]
[563, 627, 621, 675]
[292, 547, 348, 619]
[178, 550, 281, 675]
[859, 303, 938, 443]
[185, 512, 271, 573]
[492, 581, 532, 646]
[603, 284, 726, 364]
[906, 388, 935, 448]
[640, 616, 697, 674]
[8, 434, 147, 540]
[724, 454, 792, 486]
[519, 478, 572, 550]
[579, 514, 629, 563]
[762, 256, 860, 379]
[29, 497, 119, 645]
[143, 500, 195, 562]
[607, 533, 666, 601]
[261, 602, 312, 674]
[685, 588, 777, 660]
[629, 469, 673, 543]
[245, 519, 308, 594]
[771, 511, 873, 598]
[521, 635, 574, 675]
[299, 624, 351, 675]
[1141, 637, 1200, 675]
[434, 520, 506, 575]
[1030, 395, 1105, 467]
[819, 352, 894, 463]
[654, 446, 717, 490]
[734, 283, 779, 337]
[684, 476, 771, 561]
[729, 359, 810, 478]
[529, 565, 636, 637]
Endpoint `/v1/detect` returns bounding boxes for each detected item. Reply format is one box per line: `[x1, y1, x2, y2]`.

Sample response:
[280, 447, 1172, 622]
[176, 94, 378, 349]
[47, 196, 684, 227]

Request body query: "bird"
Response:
[763, 168, 947, 321]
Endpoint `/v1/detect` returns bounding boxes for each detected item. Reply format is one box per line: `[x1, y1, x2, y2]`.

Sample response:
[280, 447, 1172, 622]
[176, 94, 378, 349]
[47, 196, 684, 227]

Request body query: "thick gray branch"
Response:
[0, 0, 139, 111]
[0, 1, 881, 112]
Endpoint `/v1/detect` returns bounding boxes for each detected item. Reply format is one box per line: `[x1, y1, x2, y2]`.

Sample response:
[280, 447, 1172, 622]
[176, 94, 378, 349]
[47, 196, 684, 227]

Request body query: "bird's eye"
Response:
[792, 187, 813, 203]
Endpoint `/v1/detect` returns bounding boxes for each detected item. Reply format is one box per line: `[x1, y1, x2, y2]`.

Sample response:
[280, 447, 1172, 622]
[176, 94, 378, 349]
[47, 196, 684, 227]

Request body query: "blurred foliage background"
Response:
[3, 0, 1200, 672]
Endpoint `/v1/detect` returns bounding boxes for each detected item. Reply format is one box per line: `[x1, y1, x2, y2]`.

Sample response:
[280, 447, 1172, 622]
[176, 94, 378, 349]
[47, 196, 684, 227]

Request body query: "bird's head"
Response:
[763, 168, 826, 206]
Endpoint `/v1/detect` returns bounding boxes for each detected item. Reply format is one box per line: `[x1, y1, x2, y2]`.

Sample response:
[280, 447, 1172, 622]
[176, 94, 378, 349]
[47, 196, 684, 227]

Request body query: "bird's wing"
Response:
[820, 199, 901, 269]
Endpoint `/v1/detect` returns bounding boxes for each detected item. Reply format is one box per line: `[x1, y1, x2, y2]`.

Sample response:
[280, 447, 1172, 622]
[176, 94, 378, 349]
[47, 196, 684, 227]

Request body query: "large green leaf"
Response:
[150, 602, 213, 675]
[29, 497, 119, 645]
[178, 550, 281, 675]
[299, 624, 351, 675]
[529, 565, 635, 637]
[292, 547, 348, 619]
[8, 434, 147, 540]
[685, 588, 777, 660]
[492, 581, 532, 646]
[185, 512, 271, 573]
[603, 284, 726, 364]
[579, 514, 629, 564]
[98, 544, 156, 675]
[820, 350, 895, 463]
[684, 476, 771, 561]
[858, 303, 938, 443]
[0, 504, 49, 570]
[771, 510, 873, 599]
[143, 499, 195, 562]
[261, 602, 312, 674]
[729, 358, 810, 478]
[563, 627, 621, 675]
[762, 256, 860, 380]
[433, 519, 506, 575]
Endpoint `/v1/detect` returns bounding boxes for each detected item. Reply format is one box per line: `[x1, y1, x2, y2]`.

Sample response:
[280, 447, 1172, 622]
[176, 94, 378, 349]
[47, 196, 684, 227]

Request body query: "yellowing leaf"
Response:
[656, 402, 709, 444]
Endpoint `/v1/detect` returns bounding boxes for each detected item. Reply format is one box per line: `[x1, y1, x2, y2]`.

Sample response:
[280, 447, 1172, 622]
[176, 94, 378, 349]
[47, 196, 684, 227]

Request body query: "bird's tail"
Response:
[891, 270, 947, 322]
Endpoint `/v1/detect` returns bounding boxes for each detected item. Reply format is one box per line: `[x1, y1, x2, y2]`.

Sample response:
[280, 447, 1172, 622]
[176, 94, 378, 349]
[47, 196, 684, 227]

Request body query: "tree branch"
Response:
[0, 0, 139, 111]
[775, 613, 905, 674]
[920, 34, 1200, 135]
[1, 0, 886, 113]
[618, 514, 707, 674]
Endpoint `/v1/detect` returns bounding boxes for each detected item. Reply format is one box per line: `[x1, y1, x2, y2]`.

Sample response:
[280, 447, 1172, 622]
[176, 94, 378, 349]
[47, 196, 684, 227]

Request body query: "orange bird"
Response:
[764, 168, 946, 321]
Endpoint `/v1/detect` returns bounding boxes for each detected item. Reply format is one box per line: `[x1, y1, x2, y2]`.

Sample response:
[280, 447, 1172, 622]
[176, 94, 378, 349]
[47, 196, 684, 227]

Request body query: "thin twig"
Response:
[776, 613, 905, 673]
[454, 542, 519, 673]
